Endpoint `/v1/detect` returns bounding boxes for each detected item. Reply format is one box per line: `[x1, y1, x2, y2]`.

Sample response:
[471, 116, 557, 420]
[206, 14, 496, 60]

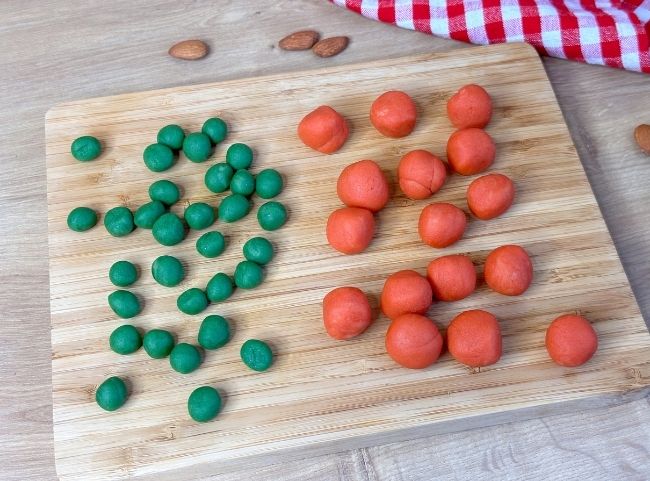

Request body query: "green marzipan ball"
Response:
[67, 207, 98, 232]
[151, 255, 184, 287]
[170, 343, 202, 374]
[206, 273, 234, 303]
[143, 143, 175, 172]
[182, 132, 213, 163]
[196, 231, 225, 258]
[134, 201, 166, 229]
[202, 118, 228, 145]
[230, 169, 255, 196]
[143, 329, 175, 359]
[149, 180, 180, 206]
[255, 169, 284, 199]
[240, 339, 273, 372]
[198, 315, 231, 350]
[71, 136, 102, 162]
[157, 124, 185, 150]
[96, 376, 128, 411]
[234, 260, 264, 289]
[104, 206, 135, 237]
[187, 386, 222, 422]
[152, 213, 186, 246]
[226, 143, 253, 170]
[243, 237, 274, 265]
[109, 260, 138, 287]
[218, 194, 251, 223]
[257, 201, 287, 231]
[109, 324, 142, 355]
[177, 288, 208, 315]
[184, 202, 215, 230]
[204, 163, 234, 193]
[108, 290, 141, 319]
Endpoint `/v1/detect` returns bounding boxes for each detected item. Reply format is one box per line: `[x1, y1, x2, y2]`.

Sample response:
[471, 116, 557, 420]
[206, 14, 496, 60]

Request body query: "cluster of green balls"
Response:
[67, 118, 287, 423]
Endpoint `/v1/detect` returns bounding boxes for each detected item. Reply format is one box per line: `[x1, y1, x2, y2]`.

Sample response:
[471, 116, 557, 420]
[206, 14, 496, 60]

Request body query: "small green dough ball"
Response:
[198, 315, 231, 350]
[143, 329, 175, 359]
[202, 118, 228, 144]
[184, 202, 215, 230]
[104, 206, 135, 237]
[243, 237, 274, 265]
[149, 180, 180, 206]
[218, 194, 251, 223]
[183, 132, 213, 163]
[177, 288, 208, 315]
[234, 260, 264, 289]
[143, 143, 175, 172]
[67, 207, 98, 232]
[152, 213, 186, 246]
[257, 201, 287, 231]
[170, 343, 202, 374]
[187, 386, 222, 422]
[196, 231, 225, 258]
[230, 170, 255, 196]
[134, 201, 166, 229]
[255, 169, 284, 199]
[206, 273, 234, 303]
[240, 339, 273, 372]
[151, 255, 185, 287]
[108, 290, 141, 319]
[157, 124, 185, 150]
[71, 136, 102, 162]
[204, 163, 234, 193]
[95, 376, 128, 411]
[109, 324, 142, 355]
[109, 260, 138, 287]
[226, 143, 253, 170]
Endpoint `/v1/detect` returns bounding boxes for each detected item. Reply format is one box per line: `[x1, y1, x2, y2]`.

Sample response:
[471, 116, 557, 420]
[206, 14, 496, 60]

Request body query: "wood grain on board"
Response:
[45, 43, 650, 481]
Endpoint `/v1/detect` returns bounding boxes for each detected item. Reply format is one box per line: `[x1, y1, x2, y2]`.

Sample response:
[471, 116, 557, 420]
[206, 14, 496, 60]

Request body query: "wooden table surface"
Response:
[1, 1, 649, 480]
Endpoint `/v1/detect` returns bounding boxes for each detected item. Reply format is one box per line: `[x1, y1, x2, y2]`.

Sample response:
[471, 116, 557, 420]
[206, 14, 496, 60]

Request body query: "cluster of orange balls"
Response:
[297, 87, 598, 371]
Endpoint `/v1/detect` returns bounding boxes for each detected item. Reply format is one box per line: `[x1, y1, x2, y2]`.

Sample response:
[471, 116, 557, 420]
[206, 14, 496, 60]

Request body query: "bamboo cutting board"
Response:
[46, 43, 650, 481]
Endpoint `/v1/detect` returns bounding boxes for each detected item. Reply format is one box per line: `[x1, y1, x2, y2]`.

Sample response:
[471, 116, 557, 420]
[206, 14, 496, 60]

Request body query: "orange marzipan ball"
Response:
[484, 244, 533, 296]
[418, 203, 467, 248]
[447, 309, 502, 367]
[337, 159, 390, 212]
[447, 127, 496, 175]
[323, 286, 373, 340]
[397, 149, 447, 200]
[370, 90, 417, 138]
[447, 84, 493, 129]
[545, 314, 598, 367]
[385, 313, 443, 369]
[326, 207, 375, 255]
[297, 105, 349, 154]
[380, 269, 433, 320]
[467, 173, 515, 220]
[426, 254, 477, 301]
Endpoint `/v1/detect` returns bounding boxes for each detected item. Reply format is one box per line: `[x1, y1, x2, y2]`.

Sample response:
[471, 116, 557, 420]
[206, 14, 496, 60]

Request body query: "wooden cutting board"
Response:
[45, 43, 650, 481]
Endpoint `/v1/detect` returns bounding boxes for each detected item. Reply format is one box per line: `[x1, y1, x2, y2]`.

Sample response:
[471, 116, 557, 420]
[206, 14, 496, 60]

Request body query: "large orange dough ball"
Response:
[337, 159, 390, 212]
[447, 309, 502, 367]
[484, 245, 533, 296]
[370, 90, 417, 138]
[447, 84, 492, 129]
[326, 207, 375, 255]
[397, 149, 447, 200]
[380, 270, 432, 320]
[322, 287, 373, 340]
[545, 314, 598, 367]
[298, 105, 349, 154]
[446, 128, 496, 175]
[385, 313, 443, 369]
[467, 173, 515, 220]
[426, 254, 476, 301]
[418, 203, 467, 248]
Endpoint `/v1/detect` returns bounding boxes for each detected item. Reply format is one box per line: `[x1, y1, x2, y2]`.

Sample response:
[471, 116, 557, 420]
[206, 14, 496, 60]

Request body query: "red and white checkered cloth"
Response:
[331, 0, 650, 73]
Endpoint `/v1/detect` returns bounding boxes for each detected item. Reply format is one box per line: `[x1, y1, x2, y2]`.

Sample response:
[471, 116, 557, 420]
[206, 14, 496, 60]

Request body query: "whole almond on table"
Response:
[312, 36, 349, 58]
[168, 40, 209, 60]
[279, 30, 319, 51]
[634, 124, 650, 154]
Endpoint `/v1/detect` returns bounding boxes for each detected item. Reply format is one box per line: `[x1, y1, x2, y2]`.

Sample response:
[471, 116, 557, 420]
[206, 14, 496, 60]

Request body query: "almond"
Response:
[168, 40, 209, 60]
[279, 30, 320, 51]
[634, 124, 650, 154]
[312, 36, 349, 58]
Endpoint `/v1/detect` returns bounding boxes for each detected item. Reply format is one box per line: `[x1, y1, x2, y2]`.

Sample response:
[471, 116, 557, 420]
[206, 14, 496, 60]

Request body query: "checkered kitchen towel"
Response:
[331, 0, 650, 73]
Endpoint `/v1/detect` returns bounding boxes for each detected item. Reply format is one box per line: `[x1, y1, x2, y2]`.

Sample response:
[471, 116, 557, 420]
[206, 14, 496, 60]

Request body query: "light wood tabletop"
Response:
[1, 1, 649, 480]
